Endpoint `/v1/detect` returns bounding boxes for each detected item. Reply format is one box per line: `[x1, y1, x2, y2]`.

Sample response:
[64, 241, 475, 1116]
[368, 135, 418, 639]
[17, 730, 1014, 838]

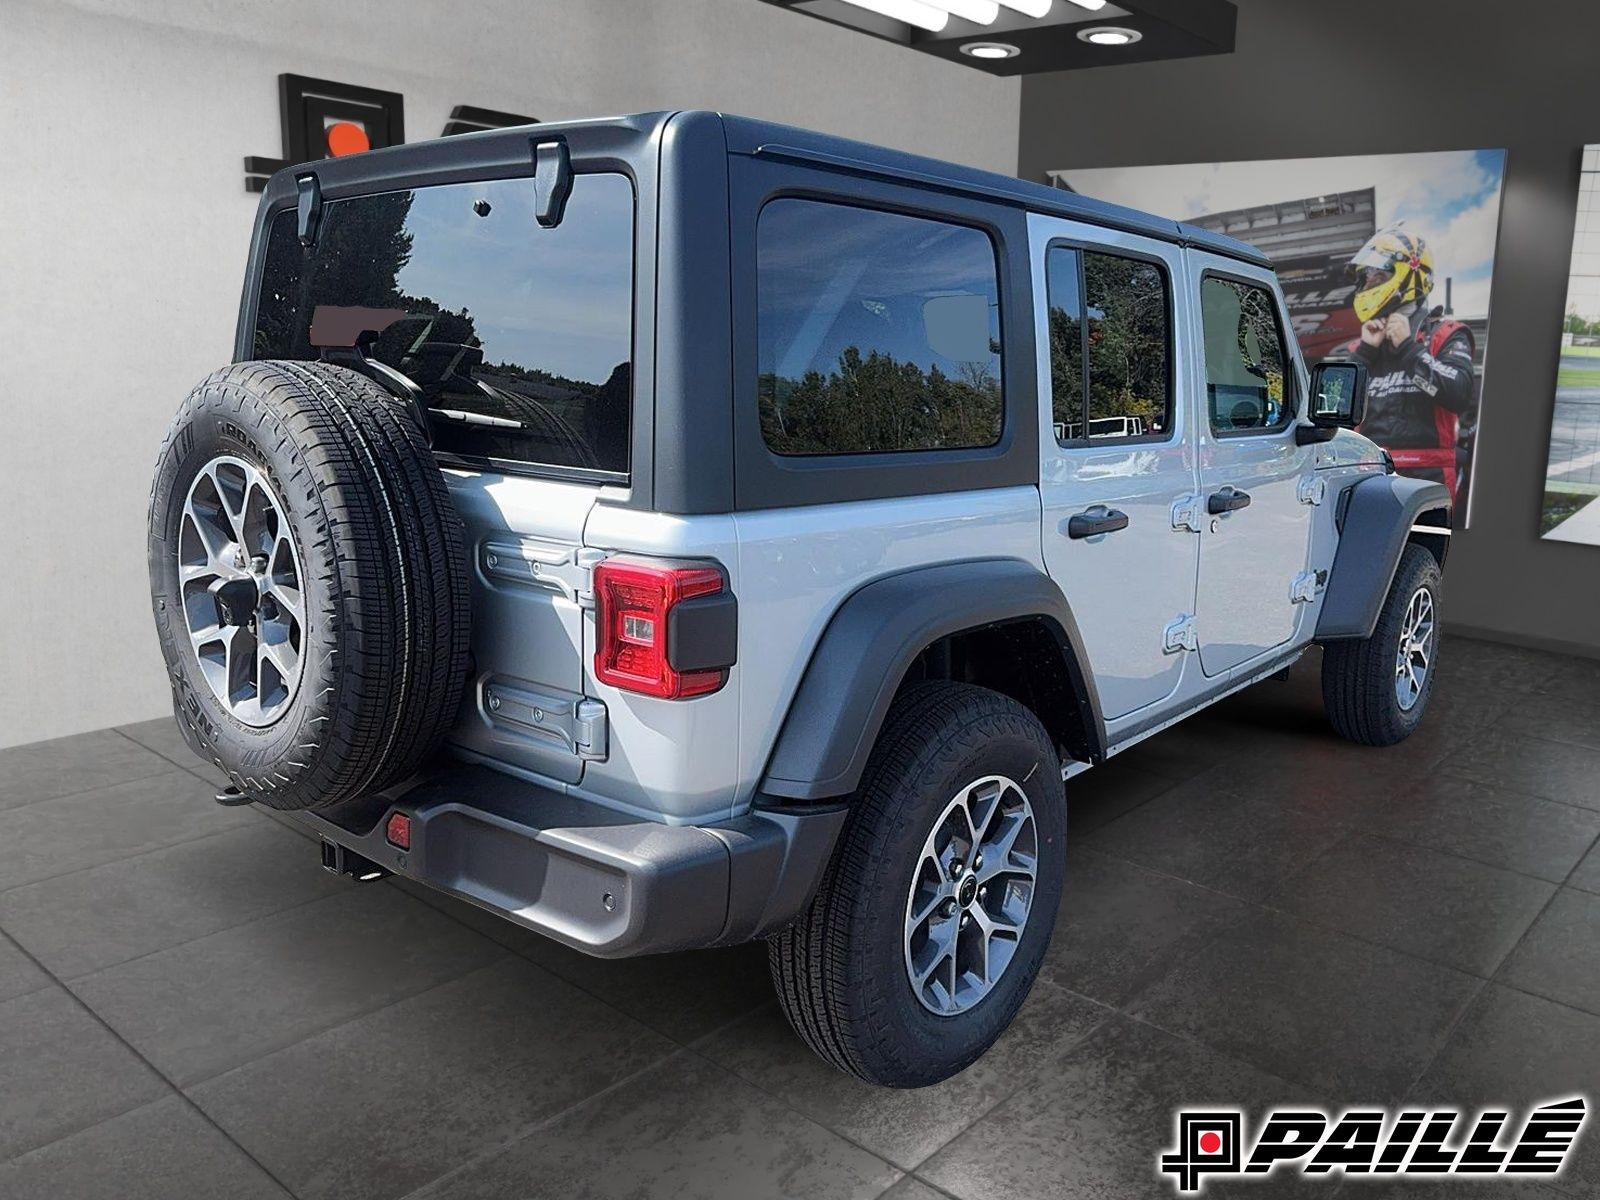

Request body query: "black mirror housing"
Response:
[1308, 359, 1368, 429]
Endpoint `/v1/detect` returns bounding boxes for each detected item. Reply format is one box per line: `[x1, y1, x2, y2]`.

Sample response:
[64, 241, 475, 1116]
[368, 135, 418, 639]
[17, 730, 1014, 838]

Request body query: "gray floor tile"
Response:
[1356, 775, 1600, 883]
[395, 879, 779, 1045]
[0, 820, 346, 979]
[0, 930, 50, 1003]
[1495, 693, 1600, 753]
[697, 980, 1109, 1170]
[1272, 835, 1556, 977]
[0, 986, 167, 1160]
[0, 771, 259, 891]
[1126, 910, 1482, 1101]
[115, 716, 229, 784]
[1447, 732, 1600, 811]
[918, 1014, 1312, 1200]
[1065, 760, 1183, 835]
[1039, 848, 1252, 1007]
[1434, 638, 1576, 699]
[1414, 986, 1600, 1198]
[1498, 889, 1600, 1016]
[71, 884, 504, 1086]
[0, 1095, 288, 1199]
[411, 1051, 901, 1200]
[880, 1179, 957, 1200]
[1083, 780, 1346, 903]
[1572, 840, 1600, 895]
[0, 729, 173, 812]
[190, 956, 675, 1200]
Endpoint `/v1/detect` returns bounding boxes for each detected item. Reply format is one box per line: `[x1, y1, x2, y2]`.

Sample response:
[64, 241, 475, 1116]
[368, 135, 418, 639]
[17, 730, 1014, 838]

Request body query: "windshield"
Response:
[252, 172, 635, 476]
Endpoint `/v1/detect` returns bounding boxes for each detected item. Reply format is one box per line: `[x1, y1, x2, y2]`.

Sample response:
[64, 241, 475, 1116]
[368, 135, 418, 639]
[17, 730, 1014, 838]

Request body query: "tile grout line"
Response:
[0, 764, 199, 818]
[0, 931, 302, 1198]
[111, 725, 229, 788]
[0, 809, 272, 899]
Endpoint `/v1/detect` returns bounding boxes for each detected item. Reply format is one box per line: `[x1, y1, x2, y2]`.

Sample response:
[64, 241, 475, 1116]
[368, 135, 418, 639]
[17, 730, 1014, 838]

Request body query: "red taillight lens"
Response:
[593, 560, 726, 699]
[384, 811, 412, 850]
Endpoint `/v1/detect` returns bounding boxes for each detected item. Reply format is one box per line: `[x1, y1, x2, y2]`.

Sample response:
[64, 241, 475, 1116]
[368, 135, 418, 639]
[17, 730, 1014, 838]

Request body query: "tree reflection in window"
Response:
[757, 200, 1003, 456]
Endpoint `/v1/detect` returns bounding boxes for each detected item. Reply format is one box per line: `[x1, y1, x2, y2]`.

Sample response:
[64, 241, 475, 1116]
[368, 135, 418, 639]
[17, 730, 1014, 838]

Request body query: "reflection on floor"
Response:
[0, 638, 1597, 1199]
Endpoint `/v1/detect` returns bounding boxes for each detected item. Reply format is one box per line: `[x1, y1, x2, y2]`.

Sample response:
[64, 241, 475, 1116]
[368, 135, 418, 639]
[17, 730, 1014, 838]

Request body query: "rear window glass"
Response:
[756, 199, 1003, 457]
[253, 172, 634, 476]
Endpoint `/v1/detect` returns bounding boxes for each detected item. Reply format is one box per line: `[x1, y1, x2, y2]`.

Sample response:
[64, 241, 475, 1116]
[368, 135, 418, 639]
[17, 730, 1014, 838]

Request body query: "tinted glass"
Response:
[1083, 253, 1172, 440]
[756, 199, 1002, 456]
[1045, 246, 1084, 443]
[1201, 276, 1292, 434]
[254, 173, 634, 474]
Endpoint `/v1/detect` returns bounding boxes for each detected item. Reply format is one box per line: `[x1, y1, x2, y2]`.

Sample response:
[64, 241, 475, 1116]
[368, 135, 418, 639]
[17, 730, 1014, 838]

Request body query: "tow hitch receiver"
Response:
[320, 839, 390, 882]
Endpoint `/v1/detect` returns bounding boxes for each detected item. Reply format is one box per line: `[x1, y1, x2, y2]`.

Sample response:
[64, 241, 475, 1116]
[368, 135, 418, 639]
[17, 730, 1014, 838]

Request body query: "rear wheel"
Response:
[1322, 543, 1442, 746]
[147, 361, 471, 809]
[769, 682, 1066, 1087]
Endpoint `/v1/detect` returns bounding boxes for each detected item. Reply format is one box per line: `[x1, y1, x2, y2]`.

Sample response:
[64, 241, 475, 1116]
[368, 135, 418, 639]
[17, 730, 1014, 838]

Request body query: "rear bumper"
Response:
[294, 765, 846, 958]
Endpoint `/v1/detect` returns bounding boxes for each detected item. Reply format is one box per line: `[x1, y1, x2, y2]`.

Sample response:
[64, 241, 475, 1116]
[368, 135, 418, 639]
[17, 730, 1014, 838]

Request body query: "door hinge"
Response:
[482, 680, 610, 762]
[1171, 495, 1204, 533]
[482, 541, 605, 608]
[1163, 614, 1198, 654]
[1289, 569, 1327, 604]
[1297, 476, 1327, 506]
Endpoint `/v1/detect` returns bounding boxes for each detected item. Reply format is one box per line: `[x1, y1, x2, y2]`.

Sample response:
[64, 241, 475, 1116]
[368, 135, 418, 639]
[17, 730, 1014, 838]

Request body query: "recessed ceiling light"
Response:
[960, 41, 1020, 58]
[1078, 25, 1142, 45]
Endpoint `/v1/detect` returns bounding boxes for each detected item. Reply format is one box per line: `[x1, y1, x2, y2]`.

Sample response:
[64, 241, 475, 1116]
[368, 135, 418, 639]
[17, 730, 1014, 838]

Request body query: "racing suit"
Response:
[1350, 304, 1476, 496]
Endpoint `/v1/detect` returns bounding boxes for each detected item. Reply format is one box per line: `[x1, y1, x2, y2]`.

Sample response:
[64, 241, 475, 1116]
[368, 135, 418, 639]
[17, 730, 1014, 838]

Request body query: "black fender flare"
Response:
[759, 559, 1106, 802]
[1315, 473, 1451, 641]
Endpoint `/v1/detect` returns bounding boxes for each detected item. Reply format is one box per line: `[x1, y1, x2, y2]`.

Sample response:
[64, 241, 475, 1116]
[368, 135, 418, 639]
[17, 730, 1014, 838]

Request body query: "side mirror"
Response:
[1309, 360, 1368, 428]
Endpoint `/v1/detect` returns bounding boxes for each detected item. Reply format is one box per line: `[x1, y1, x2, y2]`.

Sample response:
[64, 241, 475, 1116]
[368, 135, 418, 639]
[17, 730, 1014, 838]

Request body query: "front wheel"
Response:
[1321, 543, 1443, 746]
[768, 682, 1066, 1087]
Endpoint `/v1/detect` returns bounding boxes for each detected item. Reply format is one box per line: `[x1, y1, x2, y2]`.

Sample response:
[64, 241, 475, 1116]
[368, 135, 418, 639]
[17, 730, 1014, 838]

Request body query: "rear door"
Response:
[1030, 214, 1201, 722]
[248, 169, 639, 783]
[1189, 256, 1317, 676]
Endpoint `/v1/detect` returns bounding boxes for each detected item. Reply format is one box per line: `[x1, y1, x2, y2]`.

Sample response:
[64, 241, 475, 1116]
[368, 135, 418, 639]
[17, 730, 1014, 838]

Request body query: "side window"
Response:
[756, 199, 1003, 456]
[1201, 276, 1293, 435]
[1047, 247, 1173, 445]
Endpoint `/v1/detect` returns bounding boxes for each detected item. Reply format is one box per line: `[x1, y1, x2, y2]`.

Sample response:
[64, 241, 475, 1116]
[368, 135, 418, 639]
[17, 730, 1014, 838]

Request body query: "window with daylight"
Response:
[756, 198, 1003, 456]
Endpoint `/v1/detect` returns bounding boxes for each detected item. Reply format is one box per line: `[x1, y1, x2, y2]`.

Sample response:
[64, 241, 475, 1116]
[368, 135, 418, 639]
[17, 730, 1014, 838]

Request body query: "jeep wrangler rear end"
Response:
[149, 111, 1448, 1086]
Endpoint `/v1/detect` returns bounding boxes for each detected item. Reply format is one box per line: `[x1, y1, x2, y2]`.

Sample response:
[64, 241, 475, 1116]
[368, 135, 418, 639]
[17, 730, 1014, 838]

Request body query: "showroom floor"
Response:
[0, 639, 1597, 1200]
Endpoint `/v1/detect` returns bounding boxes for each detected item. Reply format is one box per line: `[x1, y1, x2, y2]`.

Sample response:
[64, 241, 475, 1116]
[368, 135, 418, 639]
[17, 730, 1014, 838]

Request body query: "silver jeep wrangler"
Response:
[148, 111, 1449, 1087]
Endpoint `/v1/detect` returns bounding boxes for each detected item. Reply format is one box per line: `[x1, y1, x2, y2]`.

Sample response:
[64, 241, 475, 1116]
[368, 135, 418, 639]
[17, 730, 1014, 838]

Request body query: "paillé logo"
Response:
[244, 74, 535, 191]
[1160, 1098, 1587, 1194]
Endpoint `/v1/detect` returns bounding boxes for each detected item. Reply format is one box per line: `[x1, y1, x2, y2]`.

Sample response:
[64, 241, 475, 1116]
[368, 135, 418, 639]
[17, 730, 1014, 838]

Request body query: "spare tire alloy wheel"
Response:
[904, 775, 1037, 1016]
[149, 361, 471, 811]
[179, 456, 305, 727]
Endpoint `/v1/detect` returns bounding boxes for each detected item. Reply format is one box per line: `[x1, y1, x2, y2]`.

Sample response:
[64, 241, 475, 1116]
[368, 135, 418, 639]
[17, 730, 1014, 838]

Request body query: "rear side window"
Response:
[756, 199, 1002, 456]
[1201, 276, 1293, 435]
[253, 172, 634, 476]
[1046, 247, 1173, 445]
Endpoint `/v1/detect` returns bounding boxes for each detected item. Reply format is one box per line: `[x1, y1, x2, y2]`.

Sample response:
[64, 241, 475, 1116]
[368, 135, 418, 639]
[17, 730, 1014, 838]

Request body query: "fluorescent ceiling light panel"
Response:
[1061, 0, 1109, 10]
[837, 0, 950, 30]
[992, 0, 1052, 17]
[925, 0, 1001, 22]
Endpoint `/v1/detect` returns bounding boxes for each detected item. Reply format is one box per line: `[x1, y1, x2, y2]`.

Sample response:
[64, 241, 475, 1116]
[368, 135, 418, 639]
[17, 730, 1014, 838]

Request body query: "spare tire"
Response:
[147, 361, 471, 810]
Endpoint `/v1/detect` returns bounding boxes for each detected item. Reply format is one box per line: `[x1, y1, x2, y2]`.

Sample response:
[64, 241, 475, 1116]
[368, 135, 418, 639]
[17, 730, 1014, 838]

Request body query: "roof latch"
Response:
[532, 137, 572, 229]
[295, 173, 322, 247]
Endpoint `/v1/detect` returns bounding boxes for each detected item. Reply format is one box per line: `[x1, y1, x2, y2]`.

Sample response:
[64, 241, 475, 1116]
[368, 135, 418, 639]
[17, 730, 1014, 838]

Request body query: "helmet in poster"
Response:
[1347, 225, 1435, 322]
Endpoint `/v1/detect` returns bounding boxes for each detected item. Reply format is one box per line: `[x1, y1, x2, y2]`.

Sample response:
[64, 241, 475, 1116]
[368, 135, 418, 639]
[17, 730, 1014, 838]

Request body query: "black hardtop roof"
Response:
[252, 108, 1269, 269]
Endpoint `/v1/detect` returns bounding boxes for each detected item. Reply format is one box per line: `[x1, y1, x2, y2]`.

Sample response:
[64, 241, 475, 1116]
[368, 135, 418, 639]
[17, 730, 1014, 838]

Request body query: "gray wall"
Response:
[1020, 0, 1600, 658]
[0, 0, 1019, 749]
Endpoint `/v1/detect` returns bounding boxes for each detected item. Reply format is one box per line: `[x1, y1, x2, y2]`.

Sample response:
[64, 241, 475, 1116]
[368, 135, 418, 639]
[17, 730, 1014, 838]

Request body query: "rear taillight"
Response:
[593, 559, 729, 699]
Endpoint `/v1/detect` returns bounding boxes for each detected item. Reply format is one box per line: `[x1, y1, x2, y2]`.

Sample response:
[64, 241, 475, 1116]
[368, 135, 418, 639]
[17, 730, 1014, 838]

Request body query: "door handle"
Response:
[1063, 506, 1130, 539]
[1207, 486, 1252, 515]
